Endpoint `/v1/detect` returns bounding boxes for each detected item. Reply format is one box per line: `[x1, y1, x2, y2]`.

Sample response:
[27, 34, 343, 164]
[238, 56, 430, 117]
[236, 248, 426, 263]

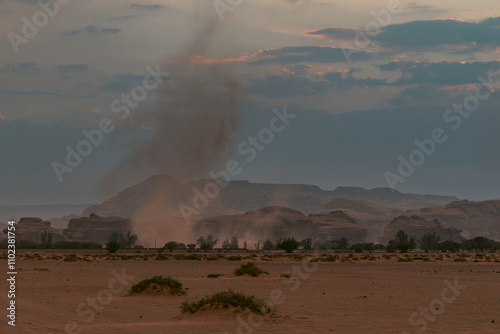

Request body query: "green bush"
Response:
[129, 276, 185, 295]
[207, 273, 223, 278]
[234, 262, 268, 277]
[181, 290, 272, 315]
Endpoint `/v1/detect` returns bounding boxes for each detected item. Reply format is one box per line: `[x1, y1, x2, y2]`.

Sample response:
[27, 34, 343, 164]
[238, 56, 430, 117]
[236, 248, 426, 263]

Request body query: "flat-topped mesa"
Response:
[381, 215, 464, 244]
[0, 217, 69, 244]
[63, 214, 134, 244]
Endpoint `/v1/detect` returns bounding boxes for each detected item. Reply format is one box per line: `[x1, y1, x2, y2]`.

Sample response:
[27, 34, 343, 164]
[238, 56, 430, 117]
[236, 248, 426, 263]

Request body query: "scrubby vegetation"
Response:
[234, 262, 268, 276]
[180, 290, 272, 315]
[129, 276, 186, 295]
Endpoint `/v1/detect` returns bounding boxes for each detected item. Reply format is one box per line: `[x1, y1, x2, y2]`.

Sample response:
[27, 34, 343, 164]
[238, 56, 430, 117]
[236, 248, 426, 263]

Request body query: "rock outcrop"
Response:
[193, 206, 316, 242]
[323, 198, 402, 242]
[63, 215, 133, 244]
[381, 215, 464, 244]
[405, 200, 500, 240]
[304, 210, 367, 243]
[193, 207, 367, 244]
[0, 217, 69, 244]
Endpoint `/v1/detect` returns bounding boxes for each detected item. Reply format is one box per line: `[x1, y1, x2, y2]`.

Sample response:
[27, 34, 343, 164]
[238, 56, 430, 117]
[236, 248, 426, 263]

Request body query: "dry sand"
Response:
[1, 251, 499, 334]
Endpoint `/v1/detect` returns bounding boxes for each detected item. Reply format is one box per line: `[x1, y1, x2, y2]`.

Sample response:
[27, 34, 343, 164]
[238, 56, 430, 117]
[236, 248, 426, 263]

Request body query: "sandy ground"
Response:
[0, 251, 499, 334]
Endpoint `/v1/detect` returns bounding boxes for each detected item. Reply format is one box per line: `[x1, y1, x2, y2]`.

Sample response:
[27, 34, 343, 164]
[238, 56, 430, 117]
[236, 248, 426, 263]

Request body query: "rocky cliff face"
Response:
[323, 198, 402, 242]
[381, 215, 464, 244]
[82, 175, 458, 223]
[405, 200, 500, 240]
[0, 217, 69, 244]
[193, 206, 315, 242]
[304, 210, 367, 243]
[193, 207, 366, 244]
[63, 215, 133, 244]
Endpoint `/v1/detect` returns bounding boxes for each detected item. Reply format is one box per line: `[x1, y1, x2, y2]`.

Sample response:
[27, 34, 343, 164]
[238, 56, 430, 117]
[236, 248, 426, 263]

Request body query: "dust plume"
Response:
[99, 18, 244, 246]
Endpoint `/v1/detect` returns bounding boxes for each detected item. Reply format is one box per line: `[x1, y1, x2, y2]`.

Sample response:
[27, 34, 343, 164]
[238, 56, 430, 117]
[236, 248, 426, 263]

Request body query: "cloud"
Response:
[99, 73, 144, 92]
[305, 27, 359, 41]
[306, 17, 500, 53]
[380, 60, 500, 85]
[130, 4, 166, 10]
[375, 18, 500, 51]
[1, 63, 40, 73]
[0, 90, 65, 97]
[248, 69, 389, 97]
[248, 74, 330, 97]
[65, 25, 121, 36]
[250, 46, 374, 65]
[55, 64, 88, 72]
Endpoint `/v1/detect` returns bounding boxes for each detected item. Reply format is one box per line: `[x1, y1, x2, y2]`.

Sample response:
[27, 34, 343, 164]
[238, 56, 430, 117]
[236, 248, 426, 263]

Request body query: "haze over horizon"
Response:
[2, 0, 500, 206]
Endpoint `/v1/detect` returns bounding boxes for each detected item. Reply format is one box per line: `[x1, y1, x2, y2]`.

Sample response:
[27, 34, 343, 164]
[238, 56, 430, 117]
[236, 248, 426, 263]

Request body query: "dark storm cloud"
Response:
[250, 46, 374, 65]
[307, 17, 500, 52]
[248, 69, 389, 98]
[380, 61, 500, 85]
[1, 63, 40, 73]
[54, 64, 88, 72]
[305, 27, 358, 41]
[376, 18, 500, 50]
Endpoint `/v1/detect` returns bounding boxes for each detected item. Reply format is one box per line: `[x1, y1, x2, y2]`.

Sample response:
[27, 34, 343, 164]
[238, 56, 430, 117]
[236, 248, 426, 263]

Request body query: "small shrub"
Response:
[207, 273, 223, 278]
[129, 276, 185, 296]
[63, 254, 90, 262]
[234, 262, 268, 277]
[281, 273, 291, 278]
[155, 254, 170, 261]
[180, 290, 272, 315]
[227, 255, 242, 261]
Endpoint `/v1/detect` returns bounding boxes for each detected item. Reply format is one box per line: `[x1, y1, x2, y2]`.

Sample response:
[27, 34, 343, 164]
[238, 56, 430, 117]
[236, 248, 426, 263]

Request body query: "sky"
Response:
[1, 0, 500, 205]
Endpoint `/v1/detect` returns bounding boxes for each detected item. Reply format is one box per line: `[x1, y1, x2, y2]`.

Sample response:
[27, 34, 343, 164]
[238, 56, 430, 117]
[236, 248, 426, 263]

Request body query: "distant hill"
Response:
[330, 187, 458, 209]
[194, 206, 367, 244]
[83, 175, 459, 222]
[405, 200, 500, 240]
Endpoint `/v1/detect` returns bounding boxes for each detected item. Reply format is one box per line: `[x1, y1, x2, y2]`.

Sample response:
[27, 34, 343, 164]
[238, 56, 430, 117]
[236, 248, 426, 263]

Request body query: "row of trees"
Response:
[168, 232, 500, 254]
[105, 231, 138, 253]
[386, 230, 500, 253]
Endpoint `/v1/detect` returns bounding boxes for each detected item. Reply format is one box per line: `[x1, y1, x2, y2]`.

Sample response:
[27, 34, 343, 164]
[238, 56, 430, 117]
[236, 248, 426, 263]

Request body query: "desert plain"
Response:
[1, 250, 499, 334]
